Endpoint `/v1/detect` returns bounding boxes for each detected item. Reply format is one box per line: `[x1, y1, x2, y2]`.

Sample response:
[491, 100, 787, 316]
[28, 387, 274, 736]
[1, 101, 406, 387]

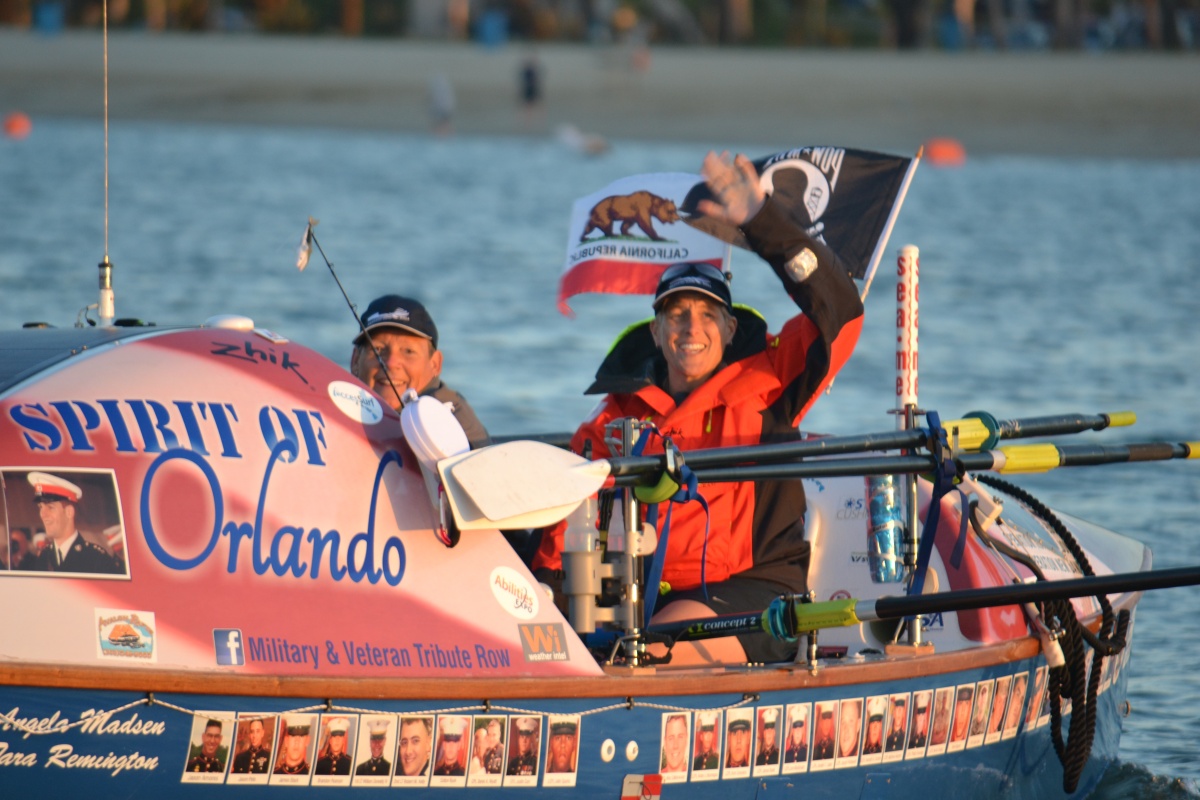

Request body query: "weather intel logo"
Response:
[214, 628, 246, 666]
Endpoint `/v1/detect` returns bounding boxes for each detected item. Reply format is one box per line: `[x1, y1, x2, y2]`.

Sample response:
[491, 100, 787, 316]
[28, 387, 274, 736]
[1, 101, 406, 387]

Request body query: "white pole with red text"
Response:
[896, 245, 923, 646]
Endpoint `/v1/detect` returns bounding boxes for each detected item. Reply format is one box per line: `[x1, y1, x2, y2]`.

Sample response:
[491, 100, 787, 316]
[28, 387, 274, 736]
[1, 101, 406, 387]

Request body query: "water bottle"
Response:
[866, 475, 904, 583]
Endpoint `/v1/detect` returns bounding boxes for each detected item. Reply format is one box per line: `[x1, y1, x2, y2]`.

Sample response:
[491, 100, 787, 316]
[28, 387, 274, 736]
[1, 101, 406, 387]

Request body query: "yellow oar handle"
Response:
[792, 598, 861, 633]
[944, 411, 1137, 451]
[996, 443, 1063, 473]
[1107, 411, 1137, 428]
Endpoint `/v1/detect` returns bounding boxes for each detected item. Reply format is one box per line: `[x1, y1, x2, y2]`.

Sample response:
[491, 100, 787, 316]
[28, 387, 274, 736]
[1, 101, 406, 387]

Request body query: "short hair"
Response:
[400, 717, 432, 736]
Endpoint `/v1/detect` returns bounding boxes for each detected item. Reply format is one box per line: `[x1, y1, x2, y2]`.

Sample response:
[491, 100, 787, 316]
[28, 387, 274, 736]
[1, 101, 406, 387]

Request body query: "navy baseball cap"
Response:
[354, 295, 438, 349]
[652, 263, 732, 311]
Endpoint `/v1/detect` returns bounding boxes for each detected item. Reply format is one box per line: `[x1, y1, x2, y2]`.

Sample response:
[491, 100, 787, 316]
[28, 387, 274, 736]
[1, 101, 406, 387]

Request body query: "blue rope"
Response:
[635, 431, 711, 627]
[908, 411, 959, 597]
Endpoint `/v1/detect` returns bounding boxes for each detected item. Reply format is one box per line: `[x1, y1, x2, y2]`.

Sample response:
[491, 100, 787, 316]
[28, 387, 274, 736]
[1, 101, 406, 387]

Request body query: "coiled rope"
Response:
[974, 474, 1130, 793]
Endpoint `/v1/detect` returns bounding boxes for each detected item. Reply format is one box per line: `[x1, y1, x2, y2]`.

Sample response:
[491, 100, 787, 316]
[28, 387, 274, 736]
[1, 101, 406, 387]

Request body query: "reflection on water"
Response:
[1, 120, 1199, 794]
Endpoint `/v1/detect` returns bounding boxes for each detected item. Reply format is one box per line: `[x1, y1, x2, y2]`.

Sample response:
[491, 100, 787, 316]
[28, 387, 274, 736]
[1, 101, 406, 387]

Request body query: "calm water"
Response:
[2, 120, 1199, 796]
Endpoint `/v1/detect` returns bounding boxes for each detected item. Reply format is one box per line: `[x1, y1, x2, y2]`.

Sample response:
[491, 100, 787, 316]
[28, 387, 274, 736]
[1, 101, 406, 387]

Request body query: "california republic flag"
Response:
[557, 147, 919, 315]
[557, 173, 728, 316]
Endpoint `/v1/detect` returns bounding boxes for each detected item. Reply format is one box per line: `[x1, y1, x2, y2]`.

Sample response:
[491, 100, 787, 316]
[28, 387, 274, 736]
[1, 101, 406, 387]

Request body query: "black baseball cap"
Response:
[652, 263, 732, 311]
[354, 295, 438, 349]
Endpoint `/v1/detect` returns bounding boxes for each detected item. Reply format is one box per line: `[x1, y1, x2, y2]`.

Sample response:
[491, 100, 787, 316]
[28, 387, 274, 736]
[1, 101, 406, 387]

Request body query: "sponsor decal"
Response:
[214, 628, 245, 666]
[211, 339, 308, 385]
[489, 567, 538, 620]
[96, 609, 156, 662]
[837, 496, 868, 520]
[328, 381, 383, 425]
[517, 624, 569, 663]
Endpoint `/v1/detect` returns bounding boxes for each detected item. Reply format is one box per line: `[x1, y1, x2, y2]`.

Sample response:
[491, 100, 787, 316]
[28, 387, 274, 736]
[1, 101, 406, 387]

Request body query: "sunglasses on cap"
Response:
[659, 262, 727, 284]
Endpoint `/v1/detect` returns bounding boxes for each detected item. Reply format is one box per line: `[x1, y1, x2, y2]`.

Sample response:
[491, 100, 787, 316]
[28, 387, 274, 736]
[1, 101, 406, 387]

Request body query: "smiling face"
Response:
[201, 724, 222, 757]
[351, 329, 442, 411]
[369, 737, 385, 758]
[36, 499, 75, 543]
[399, 720, 431, 775]
[663, 716, 688, 771]
[651, 293, 736, 396]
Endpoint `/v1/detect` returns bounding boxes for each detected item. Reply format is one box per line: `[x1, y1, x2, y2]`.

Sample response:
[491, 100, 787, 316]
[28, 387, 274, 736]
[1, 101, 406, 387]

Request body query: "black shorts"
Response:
[658, 576, 798, 664]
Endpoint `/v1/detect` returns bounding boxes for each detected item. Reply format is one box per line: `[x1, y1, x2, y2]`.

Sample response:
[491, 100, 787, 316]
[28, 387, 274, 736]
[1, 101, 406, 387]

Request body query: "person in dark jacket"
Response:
[350, 294, 490, 450]
[534, 151, 864, 665]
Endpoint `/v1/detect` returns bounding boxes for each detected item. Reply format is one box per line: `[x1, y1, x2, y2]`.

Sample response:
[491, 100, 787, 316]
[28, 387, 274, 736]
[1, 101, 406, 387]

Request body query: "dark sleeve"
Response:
[740, 194, 865, 426]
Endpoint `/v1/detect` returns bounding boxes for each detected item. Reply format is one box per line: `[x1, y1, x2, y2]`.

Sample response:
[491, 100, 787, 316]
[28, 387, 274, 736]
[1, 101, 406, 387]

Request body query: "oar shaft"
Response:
[625, 441, 1198, 484]
[604, 411, 1141, 479]
[857, 565, 1200, 622]
[948, 411, 1135, 451]
[606, 430, 930, 478]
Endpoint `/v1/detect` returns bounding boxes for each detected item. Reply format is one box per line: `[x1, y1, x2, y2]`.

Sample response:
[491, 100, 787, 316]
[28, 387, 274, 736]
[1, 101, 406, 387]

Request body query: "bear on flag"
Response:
[557, 147, 919, 316]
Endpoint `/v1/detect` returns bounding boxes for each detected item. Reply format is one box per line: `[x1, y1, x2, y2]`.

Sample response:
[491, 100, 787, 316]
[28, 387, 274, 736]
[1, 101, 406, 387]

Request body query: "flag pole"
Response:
[859, 146, 924, 302]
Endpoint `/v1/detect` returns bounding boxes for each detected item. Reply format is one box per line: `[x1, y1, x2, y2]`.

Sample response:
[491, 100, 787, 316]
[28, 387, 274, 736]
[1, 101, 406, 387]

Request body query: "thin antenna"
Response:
[97, 0, 114, 326]
[305, 223, 405, 405]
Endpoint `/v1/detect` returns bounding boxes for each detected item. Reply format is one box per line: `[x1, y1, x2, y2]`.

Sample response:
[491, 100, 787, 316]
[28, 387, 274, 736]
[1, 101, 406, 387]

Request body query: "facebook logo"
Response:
[214, 629, 245, 666]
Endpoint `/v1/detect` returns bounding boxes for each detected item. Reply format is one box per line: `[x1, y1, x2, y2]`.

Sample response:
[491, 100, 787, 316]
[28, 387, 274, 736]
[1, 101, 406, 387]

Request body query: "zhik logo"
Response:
[214, 628, 245, 666]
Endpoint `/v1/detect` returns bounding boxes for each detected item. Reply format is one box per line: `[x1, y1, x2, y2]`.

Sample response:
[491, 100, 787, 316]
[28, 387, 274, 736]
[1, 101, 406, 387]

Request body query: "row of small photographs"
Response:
[181, 711, 582, 787]
[656, 645, 1131, 783]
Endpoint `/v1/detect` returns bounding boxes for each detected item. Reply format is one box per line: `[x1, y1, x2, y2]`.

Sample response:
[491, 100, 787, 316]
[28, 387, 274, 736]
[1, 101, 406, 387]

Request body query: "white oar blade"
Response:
[438, 440, 611, 526]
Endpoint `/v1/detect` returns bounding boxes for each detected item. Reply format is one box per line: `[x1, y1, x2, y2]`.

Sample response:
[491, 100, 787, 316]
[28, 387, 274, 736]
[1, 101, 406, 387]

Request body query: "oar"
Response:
[440, 412, 1141, 527]
[944, 411, 1135, 451]
[651, 440, 1199, 485]
[608, 411, 1136, 478]
[648, 565, 1200, 644]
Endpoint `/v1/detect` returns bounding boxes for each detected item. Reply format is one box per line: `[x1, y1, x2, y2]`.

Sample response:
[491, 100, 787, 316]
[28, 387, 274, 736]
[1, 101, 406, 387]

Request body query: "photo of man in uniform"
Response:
[885, 696, 907, 752]
[988, 676, 1012, 736]
[693, 712, 720, 772]
[546, 718, 578, 774]
[354, 719, 392, 776]
[725, 716, 752, 768]
[397, 716, 433, 777]
[27, 472, 121, 575]
[755, 708, 780, 766]
[812, 704, 836, 761]
[863, 699, 886, 755]
[274, 716, 314, 775]
[908, 692, 931, 749]
[950, 686, 974, 744]
[969, 681, 992, 737]
[481, 718, 505, 774]
[434, 716, 468, 776]
[314, 716, 353, 775]
[505, 717, 540, 776]
[231, 717, 273, 774]
[930, 688, 953, 746]
[784, 706, 809, 764]
[1005, 673, 1029, 733]
[185, 719, 227, 773]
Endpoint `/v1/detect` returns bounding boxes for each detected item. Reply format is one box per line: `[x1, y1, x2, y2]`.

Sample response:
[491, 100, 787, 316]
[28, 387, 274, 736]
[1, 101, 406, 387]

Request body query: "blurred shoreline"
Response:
[2, 29, 1199, 157]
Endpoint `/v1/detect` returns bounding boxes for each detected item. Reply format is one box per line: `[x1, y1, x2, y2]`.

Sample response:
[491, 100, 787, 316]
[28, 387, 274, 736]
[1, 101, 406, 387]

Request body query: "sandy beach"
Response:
[2, 29, 1199, 157]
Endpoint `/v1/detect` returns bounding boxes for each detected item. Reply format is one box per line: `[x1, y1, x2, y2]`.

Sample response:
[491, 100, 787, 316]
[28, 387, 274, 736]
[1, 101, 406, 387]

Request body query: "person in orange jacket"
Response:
[533, 151, 864, 665]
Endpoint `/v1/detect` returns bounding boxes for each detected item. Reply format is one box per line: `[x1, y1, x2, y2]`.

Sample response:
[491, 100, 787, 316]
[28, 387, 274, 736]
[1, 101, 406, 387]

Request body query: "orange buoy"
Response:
[923, 137, 966, 168]
[4, 112, 32, 140]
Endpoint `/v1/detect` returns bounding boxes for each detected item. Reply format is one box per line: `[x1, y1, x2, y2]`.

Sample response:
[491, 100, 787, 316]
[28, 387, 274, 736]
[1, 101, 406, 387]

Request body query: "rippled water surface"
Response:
[2, 120, 1199, 796]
